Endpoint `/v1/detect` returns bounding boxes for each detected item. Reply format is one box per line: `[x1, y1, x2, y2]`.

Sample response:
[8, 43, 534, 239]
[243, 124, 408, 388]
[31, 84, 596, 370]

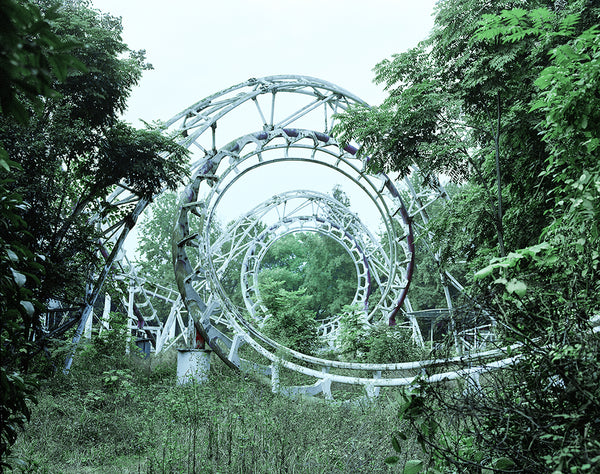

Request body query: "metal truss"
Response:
[165, 76, 498, 399]
[63, 75, 501, 397]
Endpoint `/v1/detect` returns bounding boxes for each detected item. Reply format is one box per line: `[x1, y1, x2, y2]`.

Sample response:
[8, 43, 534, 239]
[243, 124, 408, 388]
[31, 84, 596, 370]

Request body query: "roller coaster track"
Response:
[62, 76, 502, 398]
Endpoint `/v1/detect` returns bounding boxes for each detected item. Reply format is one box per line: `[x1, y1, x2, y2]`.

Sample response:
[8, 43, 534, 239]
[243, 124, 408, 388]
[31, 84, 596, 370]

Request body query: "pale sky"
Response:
[91, 0, 438, 125]
[90, 0, 439, 255]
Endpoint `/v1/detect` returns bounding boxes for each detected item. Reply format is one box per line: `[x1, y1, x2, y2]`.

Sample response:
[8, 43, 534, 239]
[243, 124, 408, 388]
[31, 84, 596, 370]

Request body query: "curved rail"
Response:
[65, 75, 483, 386]
[168, 76, 477, 399]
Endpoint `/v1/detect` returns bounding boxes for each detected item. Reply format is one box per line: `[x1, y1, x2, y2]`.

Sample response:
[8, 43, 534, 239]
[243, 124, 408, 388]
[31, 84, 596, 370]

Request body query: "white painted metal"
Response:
[64, 75, 502, 398]
[166, 76, 483, 399]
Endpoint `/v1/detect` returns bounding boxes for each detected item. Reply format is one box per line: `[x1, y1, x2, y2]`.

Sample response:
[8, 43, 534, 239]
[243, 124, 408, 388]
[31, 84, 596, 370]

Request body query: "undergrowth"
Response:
[9, 345, 420, 473]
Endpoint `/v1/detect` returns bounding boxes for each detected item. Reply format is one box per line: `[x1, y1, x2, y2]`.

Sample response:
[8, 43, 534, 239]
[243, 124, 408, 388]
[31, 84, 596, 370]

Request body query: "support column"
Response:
[177, 349, 212, 385]
[84, 309, 93, 339]
[100, 293, 111, 336]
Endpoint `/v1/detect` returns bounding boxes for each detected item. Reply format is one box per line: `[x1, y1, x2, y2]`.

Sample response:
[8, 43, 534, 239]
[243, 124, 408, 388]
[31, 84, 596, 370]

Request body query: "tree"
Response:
[258, 231, 358, 323]
[0, 0, 78, 464]
[333, 0, 564, 266]
[1, 0, 188, 466]
[0, 0, 188, 314]
[377, 3, 600, 472]
[335, 304, 370, 360]
[259, 232, 309, 292]
[336, 304, 426, 363]
[259, 274, 319, 355]
[136, 191, 179, 285]
[259, 187, 359, 322]
[465, 10, 600, 470]
[302, 232, 357, 320]
[133, 190, 184, 321]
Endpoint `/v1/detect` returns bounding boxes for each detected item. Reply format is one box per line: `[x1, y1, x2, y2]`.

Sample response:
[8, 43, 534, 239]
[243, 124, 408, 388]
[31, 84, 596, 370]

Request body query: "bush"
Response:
[337, 305, 425, 363]
[260, 277, 319, 354]
[364, 324, 425, 364]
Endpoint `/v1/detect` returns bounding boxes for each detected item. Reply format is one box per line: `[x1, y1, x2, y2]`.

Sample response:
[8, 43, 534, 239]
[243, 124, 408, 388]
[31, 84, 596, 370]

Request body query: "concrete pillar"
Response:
[100, 293, 111, 336]
[177, 349, 211, 385]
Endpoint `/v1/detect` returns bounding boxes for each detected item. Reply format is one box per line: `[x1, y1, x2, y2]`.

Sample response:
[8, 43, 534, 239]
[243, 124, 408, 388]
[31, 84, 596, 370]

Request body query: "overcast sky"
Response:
[89, 0, 439, 254]
[91, 0, 438, 125]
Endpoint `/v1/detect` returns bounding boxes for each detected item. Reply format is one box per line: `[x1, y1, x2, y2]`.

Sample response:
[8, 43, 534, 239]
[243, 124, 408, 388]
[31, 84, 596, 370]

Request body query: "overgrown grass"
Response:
[9, 347, 421, 473]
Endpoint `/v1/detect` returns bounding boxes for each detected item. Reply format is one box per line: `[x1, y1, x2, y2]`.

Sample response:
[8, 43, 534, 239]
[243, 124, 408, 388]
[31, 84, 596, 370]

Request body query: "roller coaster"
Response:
[54, 76, 507, 399]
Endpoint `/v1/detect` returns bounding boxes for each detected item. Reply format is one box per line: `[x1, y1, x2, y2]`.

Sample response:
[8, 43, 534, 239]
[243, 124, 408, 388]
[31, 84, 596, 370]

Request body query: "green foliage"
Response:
[0, 1, 189, 468]
[97, 122, 189, 200]
[0, 0, 82, 123]
[386, 3, 600, 473]
[333, 0, 572, 263]
[136, 191, 179, 284]
[135, 191, 191, 321]
[302, 232, 357, 320]
[0, 0, 189, 307]
[78, 312, 132, 368]
[336, 305, 425, 363]
[256, 210, 358, 354]
[478, 8, 582, 44]
[0, 0, 76, 466]
[11, 355, 416, 472]
[260, 233, 309, 290]
[364, 324, 425, 364]
[0, 370, 37, 471]
[336, 304, 370, 359]
[259, 228, 357, 322]
[0, 170, 42, 465]
[259, 275, 319, 355]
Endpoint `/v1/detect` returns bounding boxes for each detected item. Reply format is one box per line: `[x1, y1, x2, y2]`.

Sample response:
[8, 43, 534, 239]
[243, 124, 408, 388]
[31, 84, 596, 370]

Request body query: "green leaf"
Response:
[505, 252, 525, 264]
[506, 279, 527, 297]
[522, 242, 550, 256]
[20, 301, 35, 316]
[403, 459, 424, 474]
[493, 457, 516, 470]
[7, 249, 19, 262]
[0, 154, 10, 171]
[384, 455, 400, 465]
[391, 434, 402, 453]
[11, 268, 27, 287]
[474, 265, 496, 280]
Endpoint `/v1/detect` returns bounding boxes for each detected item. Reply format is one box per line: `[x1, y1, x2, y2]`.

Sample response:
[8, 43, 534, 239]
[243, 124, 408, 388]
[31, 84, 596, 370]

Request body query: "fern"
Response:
[559, 13, 581, 37]
[489, 50, 517, 71]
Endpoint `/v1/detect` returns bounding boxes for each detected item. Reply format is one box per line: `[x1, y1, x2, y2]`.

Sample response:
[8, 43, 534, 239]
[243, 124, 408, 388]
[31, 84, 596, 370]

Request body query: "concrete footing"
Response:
[177, 349, 211, 385]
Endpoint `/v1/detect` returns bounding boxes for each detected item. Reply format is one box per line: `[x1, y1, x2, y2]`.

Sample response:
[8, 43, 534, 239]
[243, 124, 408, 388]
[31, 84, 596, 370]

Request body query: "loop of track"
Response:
[166, 76, 498, 399]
